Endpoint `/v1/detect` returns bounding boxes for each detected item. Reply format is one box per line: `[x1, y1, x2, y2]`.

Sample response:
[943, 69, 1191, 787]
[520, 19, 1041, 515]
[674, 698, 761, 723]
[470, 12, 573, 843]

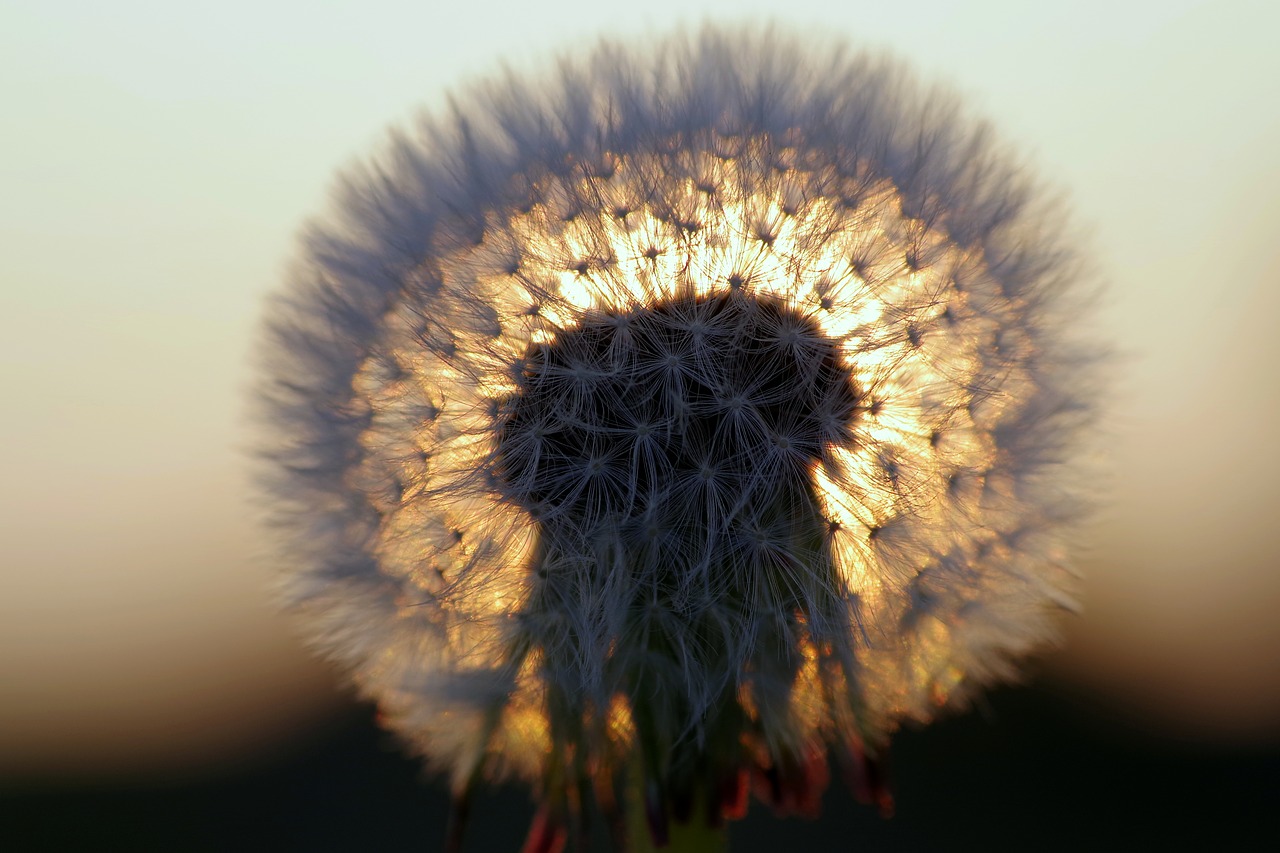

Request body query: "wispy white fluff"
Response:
[257, 24, 1098, 841]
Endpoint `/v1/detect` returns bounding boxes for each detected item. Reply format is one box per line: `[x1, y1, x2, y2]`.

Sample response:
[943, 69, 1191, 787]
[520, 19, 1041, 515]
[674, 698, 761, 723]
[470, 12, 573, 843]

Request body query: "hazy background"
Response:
[3, 0, 1279, 848]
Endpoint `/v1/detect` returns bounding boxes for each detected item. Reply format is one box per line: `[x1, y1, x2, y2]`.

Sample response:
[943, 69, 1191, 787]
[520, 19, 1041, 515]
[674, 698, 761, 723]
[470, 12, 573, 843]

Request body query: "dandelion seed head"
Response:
[259, 25, 1097, 839]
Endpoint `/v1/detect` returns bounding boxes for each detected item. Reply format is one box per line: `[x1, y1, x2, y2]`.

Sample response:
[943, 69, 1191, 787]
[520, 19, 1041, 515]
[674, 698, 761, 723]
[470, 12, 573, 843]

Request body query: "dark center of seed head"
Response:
[494, 292, 860, 532]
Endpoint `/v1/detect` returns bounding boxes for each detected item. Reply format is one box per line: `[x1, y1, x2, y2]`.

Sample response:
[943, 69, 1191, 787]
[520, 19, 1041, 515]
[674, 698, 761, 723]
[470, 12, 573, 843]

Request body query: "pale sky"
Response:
[3, 0, 1279, 775]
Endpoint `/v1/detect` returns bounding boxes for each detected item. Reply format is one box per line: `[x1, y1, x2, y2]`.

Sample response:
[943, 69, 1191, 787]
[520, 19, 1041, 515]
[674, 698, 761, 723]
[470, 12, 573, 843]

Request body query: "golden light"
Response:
[334, 134, 1065, 747]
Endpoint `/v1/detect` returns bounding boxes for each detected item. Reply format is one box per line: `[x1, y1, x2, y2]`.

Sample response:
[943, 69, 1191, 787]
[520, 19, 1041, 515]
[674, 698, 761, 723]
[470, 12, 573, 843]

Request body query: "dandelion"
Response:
[259, 26, 1095, 852]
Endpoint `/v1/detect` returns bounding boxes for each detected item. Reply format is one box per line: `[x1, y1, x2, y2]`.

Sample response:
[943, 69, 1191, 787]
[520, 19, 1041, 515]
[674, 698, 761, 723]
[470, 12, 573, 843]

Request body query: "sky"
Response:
[2, 0, 1279, 778]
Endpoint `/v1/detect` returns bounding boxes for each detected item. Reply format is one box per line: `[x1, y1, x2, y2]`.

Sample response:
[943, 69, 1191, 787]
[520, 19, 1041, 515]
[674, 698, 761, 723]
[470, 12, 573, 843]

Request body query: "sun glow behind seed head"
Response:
[349, 137, 1028, 744]
[265, 31, 1092, 841]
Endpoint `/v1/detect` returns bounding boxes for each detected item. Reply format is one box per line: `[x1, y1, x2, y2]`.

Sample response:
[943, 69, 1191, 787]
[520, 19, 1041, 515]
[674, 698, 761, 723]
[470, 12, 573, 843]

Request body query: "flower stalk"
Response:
[625, 758, 728, 853]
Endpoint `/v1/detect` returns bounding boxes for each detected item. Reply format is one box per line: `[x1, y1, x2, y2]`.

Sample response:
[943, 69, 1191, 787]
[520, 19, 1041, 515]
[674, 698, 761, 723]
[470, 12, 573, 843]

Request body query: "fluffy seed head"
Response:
[258, 26, 1096, 841]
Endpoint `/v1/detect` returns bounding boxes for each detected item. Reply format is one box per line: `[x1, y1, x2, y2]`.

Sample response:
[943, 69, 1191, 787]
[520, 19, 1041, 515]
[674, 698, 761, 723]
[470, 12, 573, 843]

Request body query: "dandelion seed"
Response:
[258, 26, 1096, 851]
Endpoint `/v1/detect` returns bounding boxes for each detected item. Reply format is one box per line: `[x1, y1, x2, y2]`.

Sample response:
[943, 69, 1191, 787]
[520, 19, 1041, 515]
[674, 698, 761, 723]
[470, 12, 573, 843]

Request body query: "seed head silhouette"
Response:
[259, 26, 1096, 851]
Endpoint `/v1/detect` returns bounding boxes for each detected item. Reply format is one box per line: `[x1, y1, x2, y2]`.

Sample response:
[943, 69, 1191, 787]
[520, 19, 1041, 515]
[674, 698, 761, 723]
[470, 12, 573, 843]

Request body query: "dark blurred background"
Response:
[6, 673, 1280, 852]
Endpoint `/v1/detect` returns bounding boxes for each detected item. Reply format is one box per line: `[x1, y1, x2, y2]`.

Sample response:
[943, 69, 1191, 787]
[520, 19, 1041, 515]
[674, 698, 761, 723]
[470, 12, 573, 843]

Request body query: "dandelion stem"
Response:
[625, 754, 728, 853]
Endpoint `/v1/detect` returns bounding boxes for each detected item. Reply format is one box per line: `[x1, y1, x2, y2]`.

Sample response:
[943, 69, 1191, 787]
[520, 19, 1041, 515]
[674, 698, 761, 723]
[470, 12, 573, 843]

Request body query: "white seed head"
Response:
[258, 25, 1097, 839]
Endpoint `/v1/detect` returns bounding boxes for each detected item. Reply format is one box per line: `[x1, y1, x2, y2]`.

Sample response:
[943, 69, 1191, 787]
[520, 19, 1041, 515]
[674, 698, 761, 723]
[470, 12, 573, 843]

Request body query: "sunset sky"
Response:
[3, 0, 1279, 781]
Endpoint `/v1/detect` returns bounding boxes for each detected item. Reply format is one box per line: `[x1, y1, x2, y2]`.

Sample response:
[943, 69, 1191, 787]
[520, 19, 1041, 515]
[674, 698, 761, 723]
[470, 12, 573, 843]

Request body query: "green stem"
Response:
[624, 759, 728, 853]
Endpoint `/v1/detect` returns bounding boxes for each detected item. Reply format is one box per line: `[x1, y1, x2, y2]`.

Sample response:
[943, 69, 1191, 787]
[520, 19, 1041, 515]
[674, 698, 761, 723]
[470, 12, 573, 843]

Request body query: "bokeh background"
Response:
[3, 0, 1279, 849]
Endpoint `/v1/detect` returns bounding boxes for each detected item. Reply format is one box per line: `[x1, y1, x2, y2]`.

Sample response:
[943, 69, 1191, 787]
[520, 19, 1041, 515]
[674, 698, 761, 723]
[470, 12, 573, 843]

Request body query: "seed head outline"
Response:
[258, 26, 1096, 849]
